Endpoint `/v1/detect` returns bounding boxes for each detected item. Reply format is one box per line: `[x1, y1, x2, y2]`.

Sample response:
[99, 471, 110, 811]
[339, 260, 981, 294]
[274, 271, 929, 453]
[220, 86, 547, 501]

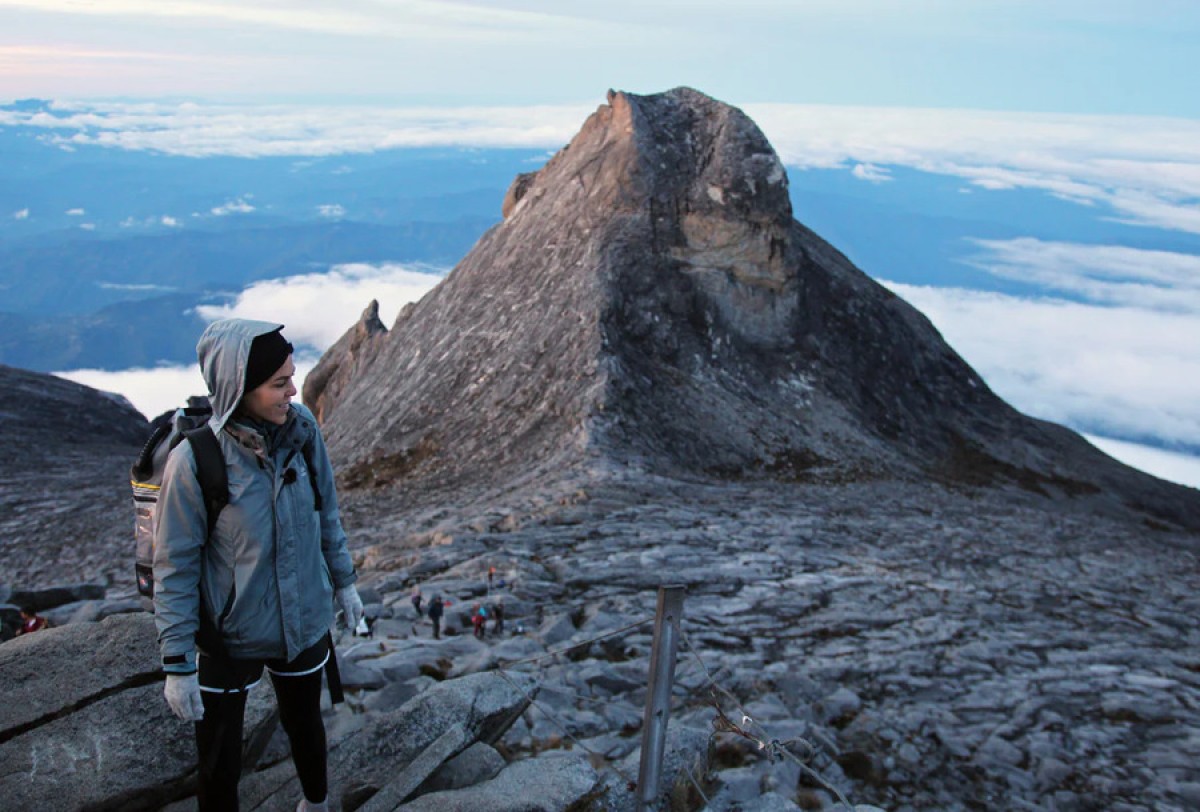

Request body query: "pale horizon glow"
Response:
[2, 1, 1198, 118]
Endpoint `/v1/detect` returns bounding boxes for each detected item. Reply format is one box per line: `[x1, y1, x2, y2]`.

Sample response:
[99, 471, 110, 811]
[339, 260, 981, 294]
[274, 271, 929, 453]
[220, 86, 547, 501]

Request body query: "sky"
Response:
[4, 1, 1200, 488]
[3, 1, 1200, 115]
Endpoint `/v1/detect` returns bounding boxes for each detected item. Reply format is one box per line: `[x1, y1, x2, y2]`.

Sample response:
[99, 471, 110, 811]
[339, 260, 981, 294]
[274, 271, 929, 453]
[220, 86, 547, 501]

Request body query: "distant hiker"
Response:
[493, 600, 505, 635]
[153, 319, 361, 812]
[472, 605, 487, 639]
[488, 565, 496, 589]
[411, 585, 422, 617]
[17, 608, 48, 635]
[428, 595, 444, 639]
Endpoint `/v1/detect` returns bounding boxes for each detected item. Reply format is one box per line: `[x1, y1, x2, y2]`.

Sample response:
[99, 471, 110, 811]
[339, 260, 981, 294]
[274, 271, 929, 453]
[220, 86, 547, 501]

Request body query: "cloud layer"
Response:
[1085, 434, 1200, 491]
[194, 262, 443, 349]
[58, 262, 444, 420]
[5, 100, 1198, 235]
[962, 238, 1200, 313]
[886, 280, 1200, 453]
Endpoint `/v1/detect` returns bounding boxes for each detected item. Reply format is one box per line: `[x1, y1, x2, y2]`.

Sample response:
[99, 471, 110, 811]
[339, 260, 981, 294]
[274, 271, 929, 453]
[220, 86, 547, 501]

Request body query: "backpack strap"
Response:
[132, 420, 173, 483]
[184, 426, 229, 538]
[302, 440, 323, 512]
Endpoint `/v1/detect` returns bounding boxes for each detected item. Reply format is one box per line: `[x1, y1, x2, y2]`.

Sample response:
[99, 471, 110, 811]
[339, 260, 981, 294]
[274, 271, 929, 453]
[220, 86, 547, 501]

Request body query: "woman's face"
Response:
[241, 355, 297, 425]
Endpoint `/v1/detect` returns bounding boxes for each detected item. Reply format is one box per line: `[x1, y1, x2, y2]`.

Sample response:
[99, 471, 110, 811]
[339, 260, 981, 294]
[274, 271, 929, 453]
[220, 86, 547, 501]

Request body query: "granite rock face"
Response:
[0, 614, 275, 811]
[304, 299, 389, 424]
[0, 364, 150, 587]
[310, 88, 1200, 531]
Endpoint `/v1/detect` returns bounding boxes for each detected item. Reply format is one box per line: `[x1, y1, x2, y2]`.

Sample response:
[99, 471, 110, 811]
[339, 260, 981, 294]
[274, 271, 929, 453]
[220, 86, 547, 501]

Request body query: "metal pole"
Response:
[636, 585, 685, 811]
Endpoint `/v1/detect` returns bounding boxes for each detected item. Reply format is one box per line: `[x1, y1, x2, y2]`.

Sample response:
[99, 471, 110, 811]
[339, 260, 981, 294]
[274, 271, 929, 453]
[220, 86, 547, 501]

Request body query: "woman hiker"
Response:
[153, 318, 363, 812]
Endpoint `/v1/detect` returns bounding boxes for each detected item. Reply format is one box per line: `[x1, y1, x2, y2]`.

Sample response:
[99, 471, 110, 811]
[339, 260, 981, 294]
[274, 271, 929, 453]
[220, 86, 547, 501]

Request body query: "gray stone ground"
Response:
[339, 474, 1200, 811]
[4, 469, 1198, 811]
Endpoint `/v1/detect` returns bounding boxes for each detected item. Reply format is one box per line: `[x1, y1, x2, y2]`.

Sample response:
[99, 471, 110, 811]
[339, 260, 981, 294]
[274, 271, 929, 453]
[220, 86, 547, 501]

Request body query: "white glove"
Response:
[336, 585, 364, 631]
[164, 673, 205, 721]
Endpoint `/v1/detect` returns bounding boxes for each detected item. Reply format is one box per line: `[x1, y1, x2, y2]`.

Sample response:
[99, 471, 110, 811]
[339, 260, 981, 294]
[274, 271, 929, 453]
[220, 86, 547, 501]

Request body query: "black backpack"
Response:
[131, 398, 222, 602]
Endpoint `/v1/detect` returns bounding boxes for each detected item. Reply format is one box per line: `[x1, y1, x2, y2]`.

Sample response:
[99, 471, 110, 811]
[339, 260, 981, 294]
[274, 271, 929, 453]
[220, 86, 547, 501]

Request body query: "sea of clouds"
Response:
[60, 262, 443, 420]
[14, 98, 1195, 488]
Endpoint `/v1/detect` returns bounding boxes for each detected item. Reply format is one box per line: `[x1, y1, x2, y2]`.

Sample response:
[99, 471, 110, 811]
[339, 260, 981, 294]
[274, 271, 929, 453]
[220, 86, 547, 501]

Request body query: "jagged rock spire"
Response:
[310, 88, 1200, 530]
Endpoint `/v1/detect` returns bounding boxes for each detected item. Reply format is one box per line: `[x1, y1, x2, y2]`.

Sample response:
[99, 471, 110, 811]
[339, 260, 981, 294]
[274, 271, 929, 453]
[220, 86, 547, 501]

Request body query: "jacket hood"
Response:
[196, 318, 287, 432]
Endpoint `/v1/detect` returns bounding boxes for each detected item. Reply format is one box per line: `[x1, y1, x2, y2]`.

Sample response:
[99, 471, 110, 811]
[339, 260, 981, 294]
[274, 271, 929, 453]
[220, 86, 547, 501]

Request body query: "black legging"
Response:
[195, 668, 327, 811]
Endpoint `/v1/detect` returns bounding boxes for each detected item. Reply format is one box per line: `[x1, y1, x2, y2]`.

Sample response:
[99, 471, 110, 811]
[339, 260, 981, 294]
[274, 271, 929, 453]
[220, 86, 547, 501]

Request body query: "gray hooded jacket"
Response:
[153, 319, 356, 671]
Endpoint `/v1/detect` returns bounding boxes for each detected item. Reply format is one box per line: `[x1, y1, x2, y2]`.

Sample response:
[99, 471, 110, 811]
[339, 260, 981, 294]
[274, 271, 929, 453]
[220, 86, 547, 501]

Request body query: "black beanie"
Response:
[244, 328, 294, 392]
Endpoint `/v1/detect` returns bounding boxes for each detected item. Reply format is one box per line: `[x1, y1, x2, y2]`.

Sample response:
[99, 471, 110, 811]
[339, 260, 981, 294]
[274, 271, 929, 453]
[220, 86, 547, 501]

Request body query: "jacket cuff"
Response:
[162, 651, 197, 674]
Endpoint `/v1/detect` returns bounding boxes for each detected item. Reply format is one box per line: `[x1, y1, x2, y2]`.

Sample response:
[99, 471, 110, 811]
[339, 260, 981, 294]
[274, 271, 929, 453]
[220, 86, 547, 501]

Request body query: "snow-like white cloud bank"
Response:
[884, 280, 1200, 453]
[59, 364, 213, 423]
[194, 262, 443, 349]
[57, 261, 445, 420]
[4, 100, 1199, 233]
[745, 104, 1200, 235]
[851, 162, 892, 183]
[962, 238, 1200, 314]
[0, 100, 591, 157]
[1084, 434, 1200, 491]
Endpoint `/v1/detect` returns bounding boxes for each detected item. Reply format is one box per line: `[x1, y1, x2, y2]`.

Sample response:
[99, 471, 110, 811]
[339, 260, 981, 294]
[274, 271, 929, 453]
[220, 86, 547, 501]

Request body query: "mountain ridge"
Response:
[307, 87, 1200, 531]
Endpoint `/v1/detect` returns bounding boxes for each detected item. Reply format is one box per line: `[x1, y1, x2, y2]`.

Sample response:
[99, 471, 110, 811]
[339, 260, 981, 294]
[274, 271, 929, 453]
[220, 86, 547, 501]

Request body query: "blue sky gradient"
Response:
[2, 1, 1199, 115]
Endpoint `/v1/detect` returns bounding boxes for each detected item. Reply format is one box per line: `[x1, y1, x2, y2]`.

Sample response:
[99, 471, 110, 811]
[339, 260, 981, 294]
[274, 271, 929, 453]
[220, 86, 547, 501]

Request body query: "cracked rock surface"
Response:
[327, 473, 1200, 811]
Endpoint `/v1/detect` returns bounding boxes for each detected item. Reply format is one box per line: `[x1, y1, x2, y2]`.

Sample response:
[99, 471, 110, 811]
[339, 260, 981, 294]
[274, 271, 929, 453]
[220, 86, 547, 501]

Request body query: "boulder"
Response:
[238, 670, 538, 810]
[42, 597, 142, 627]
[537, 613, 577, 647]
[9, 582, 107, 613]
[0, 612, 277, 811]
[395, 752, 601, 812]
[0, 612, 159, 733]
[0, 603, 20, 639]
[420, 741, 506, 793]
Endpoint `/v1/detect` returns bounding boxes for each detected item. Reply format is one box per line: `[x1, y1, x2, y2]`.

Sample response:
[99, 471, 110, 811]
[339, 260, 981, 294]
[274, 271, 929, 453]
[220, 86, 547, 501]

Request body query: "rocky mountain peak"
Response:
[310, 88, 1200, 530]
[502, 87, 796, 347]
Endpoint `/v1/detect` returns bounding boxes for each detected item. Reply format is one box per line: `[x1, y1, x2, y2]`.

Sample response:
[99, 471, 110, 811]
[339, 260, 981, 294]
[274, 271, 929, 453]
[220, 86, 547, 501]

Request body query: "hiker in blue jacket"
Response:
[153, 318, 362, 812]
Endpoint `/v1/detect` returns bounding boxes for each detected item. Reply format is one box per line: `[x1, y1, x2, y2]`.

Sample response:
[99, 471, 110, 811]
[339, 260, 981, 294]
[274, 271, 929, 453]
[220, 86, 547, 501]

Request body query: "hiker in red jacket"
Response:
[472, 605, 487, 639]
[18, 608, 48, 635]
